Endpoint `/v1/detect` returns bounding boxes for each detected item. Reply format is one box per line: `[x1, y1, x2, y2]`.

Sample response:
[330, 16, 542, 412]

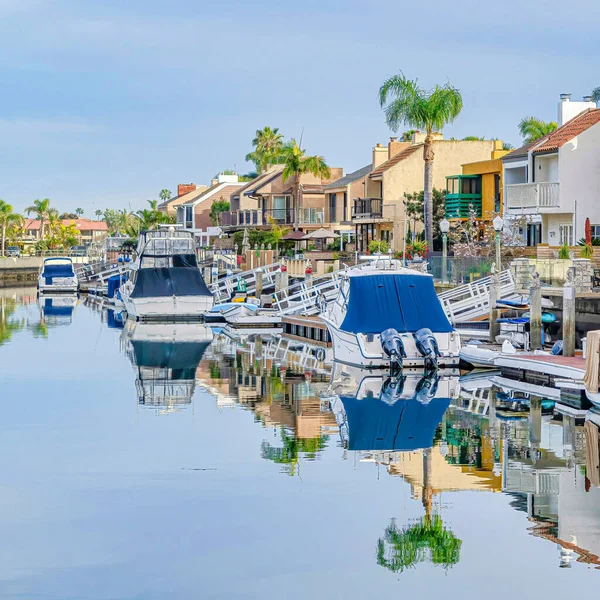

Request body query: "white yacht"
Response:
[320, 261, 461, 369]
[122, 320, 213, 409]
[37, 257, 78, 293]
[120, 227, 214, 320]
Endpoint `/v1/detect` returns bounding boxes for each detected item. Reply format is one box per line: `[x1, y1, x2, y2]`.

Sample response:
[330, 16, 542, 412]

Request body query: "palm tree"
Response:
[379, 74, 463, 249]
[95, 209, 103, 219]
[25, 198, 52, 240]
[0, 200, 23, 256]
[592, 87, 600, 104]
[518, 117, 558, 143]
[245, 126, 284, 174]
[75, 207, 84, 217]
[280, 139, 331, 231]
[159, 189, 171, 203]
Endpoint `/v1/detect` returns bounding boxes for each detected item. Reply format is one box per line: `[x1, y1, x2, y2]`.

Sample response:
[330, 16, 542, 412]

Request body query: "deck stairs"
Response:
[208, 263, 281, 303]
[75, 258, 130, 286]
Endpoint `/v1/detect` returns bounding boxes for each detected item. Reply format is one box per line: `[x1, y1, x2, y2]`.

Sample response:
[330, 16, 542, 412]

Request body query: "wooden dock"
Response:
[496, 353, 586, 382]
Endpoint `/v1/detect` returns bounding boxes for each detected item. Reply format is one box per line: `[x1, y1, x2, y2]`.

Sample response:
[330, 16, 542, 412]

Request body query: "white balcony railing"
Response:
[505, 182, 560, 212]
[299, 208, 324, 224]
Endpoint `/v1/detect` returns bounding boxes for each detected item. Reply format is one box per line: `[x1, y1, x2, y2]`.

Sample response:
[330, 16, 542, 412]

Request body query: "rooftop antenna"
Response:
[299, 126, 305, 149]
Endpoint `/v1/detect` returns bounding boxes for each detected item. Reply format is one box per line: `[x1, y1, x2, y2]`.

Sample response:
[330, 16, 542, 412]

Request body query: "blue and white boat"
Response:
[37, 257, 78, 293]
[120, 228, 214, 320]
[321, 263, 461, 369]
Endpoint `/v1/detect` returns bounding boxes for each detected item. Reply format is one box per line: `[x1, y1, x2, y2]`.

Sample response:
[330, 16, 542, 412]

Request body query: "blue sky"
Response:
[0, 0, 599, 214]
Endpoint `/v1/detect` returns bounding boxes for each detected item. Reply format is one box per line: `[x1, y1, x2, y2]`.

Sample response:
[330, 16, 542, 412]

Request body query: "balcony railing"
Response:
[298, 208, 324, 225]
[221, 209, 296, 228]
[352, 198, 383, 219]
[505, 183, 560, 212]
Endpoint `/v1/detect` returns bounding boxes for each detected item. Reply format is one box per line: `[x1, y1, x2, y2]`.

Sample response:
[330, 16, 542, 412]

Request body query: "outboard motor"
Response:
[381, 328, 407, 370]
[381, 374, 406, 404]
[413, 327, 441, 371]
[415, 372, 439, 404]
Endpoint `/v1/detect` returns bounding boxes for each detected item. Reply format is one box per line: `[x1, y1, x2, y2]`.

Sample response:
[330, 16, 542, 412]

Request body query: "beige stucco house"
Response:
[353, 134, 500, 251]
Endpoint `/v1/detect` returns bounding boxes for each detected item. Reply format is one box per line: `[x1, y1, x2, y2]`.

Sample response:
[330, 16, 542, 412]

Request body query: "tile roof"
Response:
[324, 164, 372, 189]
[25, 218, 108, 231]
[503, 109, 600, 160]
[533, 108, 600, 153]
[370, 144, 422, 177]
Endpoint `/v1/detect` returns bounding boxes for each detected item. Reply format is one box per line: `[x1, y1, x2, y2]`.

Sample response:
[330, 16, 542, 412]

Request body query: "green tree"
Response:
[402, 129, 418, 142]
[379, 73, 463, 249]
[403, 188, 447, 250]
[245, 126, 285, 174]
[159, 189, 172, 203]
[0, 297, 24, 346]
[261, 428, 328, 476]
[376, 514, 462, 574]
[462, 136, 484, 141]
[209, 198, 230, 226]
[518, 116, 557, 143]
[25, 198, 53, 239]
[591, 87, 600, 104]
[280, 139, 331, 230]
[95, 209, 103, 219]
[75, 208, 84, 217]
[0, 200, 23, 256]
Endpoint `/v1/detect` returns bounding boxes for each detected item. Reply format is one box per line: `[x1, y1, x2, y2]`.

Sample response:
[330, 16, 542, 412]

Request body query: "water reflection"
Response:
[121, 321, 213, 413]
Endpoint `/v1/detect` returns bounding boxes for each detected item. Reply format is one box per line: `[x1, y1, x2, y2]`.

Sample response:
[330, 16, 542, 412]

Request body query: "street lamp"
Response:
[440, 218, 450, 283]
[493, 215, 504, 272]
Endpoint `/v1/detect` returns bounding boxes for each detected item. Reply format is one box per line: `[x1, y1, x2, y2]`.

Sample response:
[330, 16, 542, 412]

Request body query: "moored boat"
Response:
[320, 262, 461, 369]
[120, 227, 213, 320]
[37, 257, 78, 293]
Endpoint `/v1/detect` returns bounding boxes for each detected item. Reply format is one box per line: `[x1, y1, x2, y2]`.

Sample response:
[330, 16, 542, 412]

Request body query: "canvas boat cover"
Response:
[130, 266, 213, 299]
[42, 260, 75, 284]
[107, 274, 127, 299]
[340, 394, 451, 451]
[131, 340, 211, 380]
[341, 273, 453, 334]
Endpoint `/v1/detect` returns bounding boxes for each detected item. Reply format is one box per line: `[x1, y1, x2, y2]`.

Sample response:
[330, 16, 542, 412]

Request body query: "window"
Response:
[559, 223, 573, 246]
[591, 225, 600, 238]
[329, 193, 337, 223]
[185, 206, 193, 229]
[273, 196, 286, 220]
[460, 177, 481, 195]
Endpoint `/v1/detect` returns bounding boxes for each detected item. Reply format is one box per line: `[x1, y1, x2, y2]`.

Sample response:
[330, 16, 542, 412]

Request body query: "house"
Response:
[220, 164, 343, 232]
[24, 218, 108, 245]
[502, 94, 599, 247]
[158, 183, 208, 217]
[445, 142, 509, 221]
[353, 134, 500, 251]
[176, 173, 245, 234]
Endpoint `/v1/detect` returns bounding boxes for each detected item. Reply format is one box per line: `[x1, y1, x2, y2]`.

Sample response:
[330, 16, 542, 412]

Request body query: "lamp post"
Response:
[493, 215, 504, 272]
[440, 218, 450, 283]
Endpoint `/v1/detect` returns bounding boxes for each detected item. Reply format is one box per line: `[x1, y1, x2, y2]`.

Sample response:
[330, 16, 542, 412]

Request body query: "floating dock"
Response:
[281, 315, 331, 347]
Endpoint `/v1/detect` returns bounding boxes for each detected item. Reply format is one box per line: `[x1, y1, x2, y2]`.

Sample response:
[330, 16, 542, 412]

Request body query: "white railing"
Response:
[505, 182, 560, 211]
[299, 208, 324, 225]
[438, 269, 516, 324]
[208, 262, 281, 303]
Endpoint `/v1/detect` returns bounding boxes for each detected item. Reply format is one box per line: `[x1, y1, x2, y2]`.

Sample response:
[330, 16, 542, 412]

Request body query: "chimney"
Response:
[388, 137, 410, 159]
[558, 93, 596, 126]
[373, 143, 388, 169]
[211, 178, 219, 186]
[177, 183, 196, 197]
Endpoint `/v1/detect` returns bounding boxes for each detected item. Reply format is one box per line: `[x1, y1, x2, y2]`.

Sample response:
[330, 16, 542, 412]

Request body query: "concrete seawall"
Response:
[0, 257, 87, 288]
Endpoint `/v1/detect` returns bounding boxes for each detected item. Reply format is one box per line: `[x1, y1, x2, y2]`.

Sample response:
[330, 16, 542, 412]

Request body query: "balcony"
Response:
[352, 198, 383, 220]
[505, 182, 560, 214]
[445, 174, 482, 219]
[221, 209, 296, 228]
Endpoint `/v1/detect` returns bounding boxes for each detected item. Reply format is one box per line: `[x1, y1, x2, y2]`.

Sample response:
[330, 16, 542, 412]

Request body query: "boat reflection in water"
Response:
[38, 293, 77, 326]
[122, 321, 213, 412]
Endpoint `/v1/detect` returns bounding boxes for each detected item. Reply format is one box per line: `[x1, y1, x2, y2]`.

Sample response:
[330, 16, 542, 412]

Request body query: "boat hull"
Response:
[322, 318, 461, 369]
[122, 294, 213, 320]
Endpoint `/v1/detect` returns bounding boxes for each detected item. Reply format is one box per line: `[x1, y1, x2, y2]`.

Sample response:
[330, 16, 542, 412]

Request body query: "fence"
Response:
[429, 256, 496, 284]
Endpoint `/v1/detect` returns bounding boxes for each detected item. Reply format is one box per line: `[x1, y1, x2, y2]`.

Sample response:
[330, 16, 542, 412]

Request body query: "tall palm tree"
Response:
[95, 209, 103, 219]
[280, 139, 331, 231]
[591, 87, 600, 104]
[159, 189, 172, 203]
[25, 198, 52, 240]
[518, 117, 558, 143]
[379, 74, 463, 249]
[245, 126, 284, 174]
[75, 208, 84, 217]
[0, 200, 23, 256]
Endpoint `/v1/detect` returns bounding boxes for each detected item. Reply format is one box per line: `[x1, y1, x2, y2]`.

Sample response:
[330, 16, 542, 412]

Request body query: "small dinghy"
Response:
[459, 340, 516, 369]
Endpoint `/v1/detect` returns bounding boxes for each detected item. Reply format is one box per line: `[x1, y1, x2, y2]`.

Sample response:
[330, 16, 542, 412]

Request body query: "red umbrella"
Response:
[586, 217, 592, 245]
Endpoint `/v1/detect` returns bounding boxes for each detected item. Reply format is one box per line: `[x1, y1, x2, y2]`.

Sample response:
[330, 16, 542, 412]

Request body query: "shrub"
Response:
[580, 242, 594, 259]
[558, 243, 570, 259]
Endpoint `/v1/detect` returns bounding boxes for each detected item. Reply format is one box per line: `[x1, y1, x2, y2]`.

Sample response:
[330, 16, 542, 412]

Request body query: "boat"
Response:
[120, 227, 214, 320]
[204, 300, 260, 324]
[121, 320, 213, 409]
[37, 257, 78, 293]
[320, 262, 461, 369]
[326, 364, 459, 452]
[38, 293, 77, 325]
[459, 340, 517, 369]
[224, 304, 282, 328]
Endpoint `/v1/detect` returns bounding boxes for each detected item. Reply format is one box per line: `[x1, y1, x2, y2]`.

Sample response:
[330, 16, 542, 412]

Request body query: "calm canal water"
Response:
[1, 287, 599, 599]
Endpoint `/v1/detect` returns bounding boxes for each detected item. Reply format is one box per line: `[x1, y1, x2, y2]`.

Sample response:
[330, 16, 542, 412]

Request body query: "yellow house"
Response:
[445, 141, 509, 221]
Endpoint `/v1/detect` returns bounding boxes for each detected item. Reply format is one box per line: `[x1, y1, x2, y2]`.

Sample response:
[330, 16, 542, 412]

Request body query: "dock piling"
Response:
[489, 272, 500, 343]
[563, 267, 576, 357]
[529, 270, 542, 350]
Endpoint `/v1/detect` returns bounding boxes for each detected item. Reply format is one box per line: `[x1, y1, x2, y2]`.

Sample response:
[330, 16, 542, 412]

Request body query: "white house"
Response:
[502, 94, 600, 246]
